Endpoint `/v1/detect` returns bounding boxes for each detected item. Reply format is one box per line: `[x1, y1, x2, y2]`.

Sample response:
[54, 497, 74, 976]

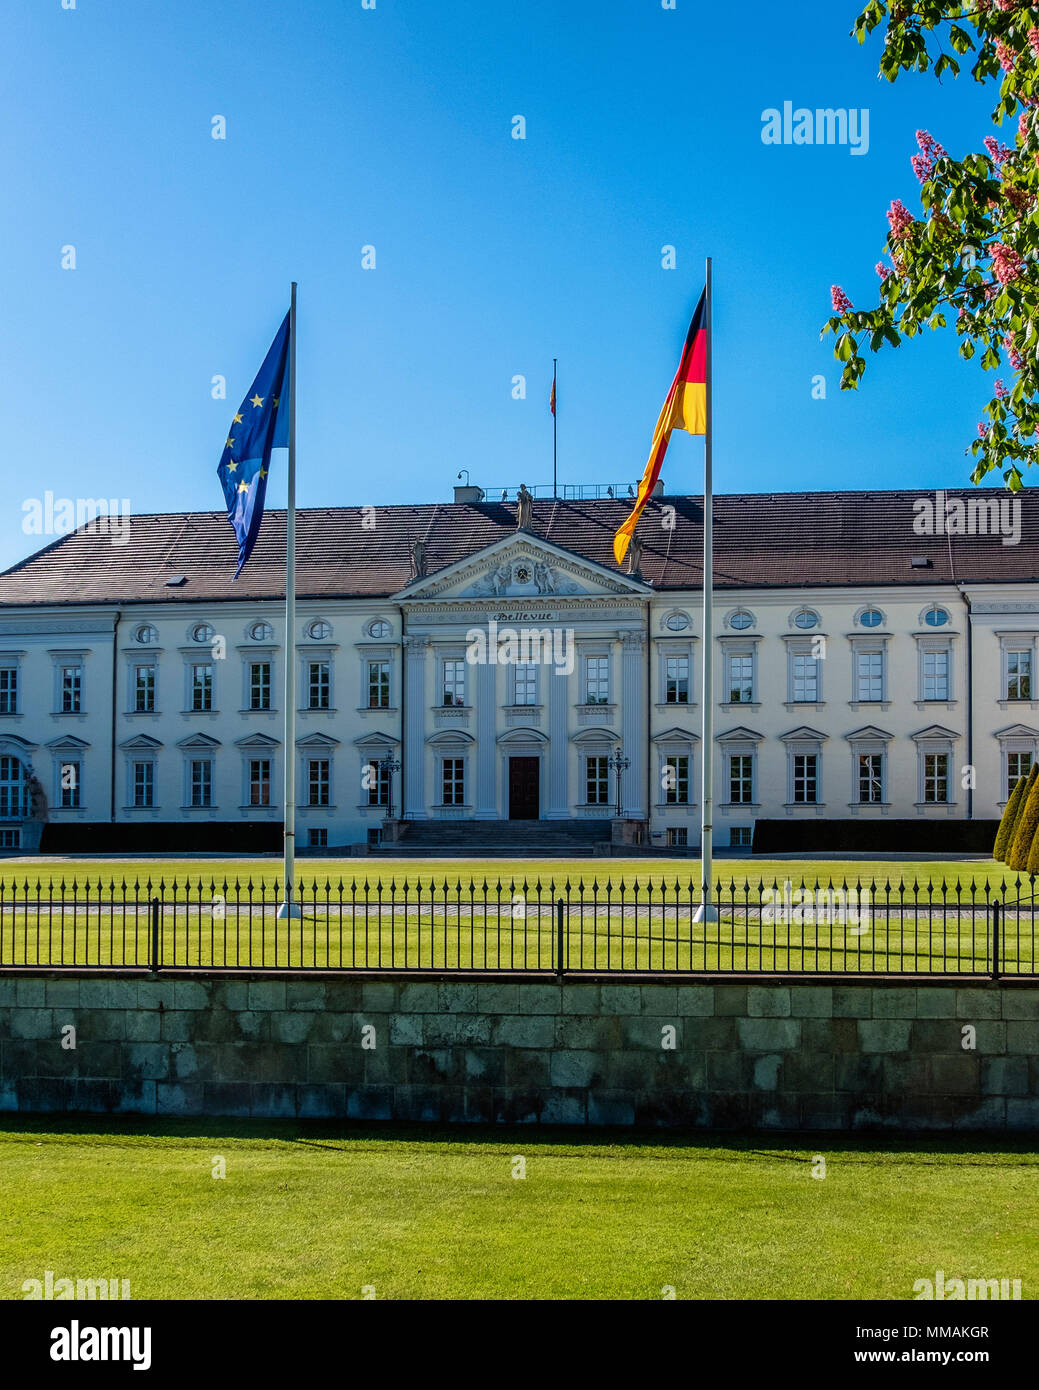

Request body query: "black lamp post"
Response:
[608, 747, 630, 820]
[377, 755, 401, 821]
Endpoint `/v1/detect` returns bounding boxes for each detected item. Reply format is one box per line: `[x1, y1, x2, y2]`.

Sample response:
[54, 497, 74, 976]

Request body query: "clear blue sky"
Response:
[2, 0, 1005, 572]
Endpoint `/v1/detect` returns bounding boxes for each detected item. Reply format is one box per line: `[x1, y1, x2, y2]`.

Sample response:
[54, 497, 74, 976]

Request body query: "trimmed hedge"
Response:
[995, 765, 1037, 862]
[1008, 771, 1039, 872]
[38, 821, 284, 855]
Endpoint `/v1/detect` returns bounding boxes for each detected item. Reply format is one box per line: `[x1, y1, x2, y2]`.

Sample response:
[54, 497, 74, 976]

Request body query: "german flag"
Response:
[614, 289, 707, 565]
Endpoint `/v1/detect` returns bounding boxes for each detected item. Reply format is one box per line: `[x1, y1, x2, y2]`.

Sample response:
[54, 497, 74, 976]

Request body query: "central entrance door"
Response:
[508, 756, 540, 820]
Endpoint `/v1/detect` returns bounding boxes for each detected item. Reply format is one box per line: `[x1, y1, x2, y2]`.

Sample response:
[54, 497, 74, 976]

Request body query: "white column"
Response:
[546, 644, 569, 819]
[621, 630, 645, 818]
[403, 635, 428, 818]
[475, 655, 497, 819]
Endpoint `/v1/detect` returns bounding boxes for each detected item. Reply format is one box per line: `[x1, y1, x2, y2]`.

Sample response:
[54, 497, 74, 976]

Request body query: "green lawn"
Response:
[0, 857, 1033, 973]
[1, 1119, 1035, 1300]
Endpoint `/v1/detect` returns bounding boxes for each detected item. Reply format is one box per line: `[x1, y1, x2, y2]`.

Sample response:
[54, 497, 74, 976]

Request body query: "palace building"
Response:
[0, 484, 1035, 854]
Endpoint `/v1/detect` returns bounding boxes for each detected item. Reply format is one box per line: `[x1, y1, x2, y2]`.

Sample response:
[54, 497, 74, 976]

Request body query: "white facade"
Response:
[0, 527, 1036, 849]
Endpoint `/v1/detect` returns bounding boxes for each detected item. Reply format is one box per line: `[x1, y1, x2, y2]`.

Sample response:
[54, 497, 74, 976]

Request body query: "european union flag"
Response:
[218, 312, 290, 577]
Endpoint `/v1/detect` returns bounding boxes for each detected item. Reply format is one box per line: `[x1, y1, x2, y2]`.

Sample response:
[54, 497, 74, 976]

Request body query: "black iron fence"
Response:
[0, 874, 1036, 977]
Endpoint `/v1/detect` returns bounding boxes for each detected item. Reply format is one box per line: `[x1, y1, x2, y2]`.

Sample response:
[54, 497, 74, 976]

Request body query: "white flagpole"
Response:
[279, 281, 300, 919]
[695, 257, 716, 923]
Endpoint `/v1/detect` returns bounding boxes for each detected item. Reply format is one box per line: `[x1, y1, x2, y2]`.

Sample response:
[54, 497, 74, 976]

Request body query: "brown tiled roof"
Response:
[0, 490, 1036, 607]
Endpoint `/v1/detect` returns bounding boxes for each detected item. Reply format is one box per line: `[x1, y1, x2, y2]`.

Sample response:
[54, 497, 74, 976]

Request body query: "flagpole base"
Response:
[693, 904, 719, 924]
[276, 902, 302, 920]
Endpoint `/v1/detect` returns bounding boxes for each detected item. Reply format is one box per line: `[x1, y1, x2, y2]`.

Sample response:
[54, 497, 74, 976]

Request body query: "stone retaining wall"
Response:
[1, 975, 1037, 1129]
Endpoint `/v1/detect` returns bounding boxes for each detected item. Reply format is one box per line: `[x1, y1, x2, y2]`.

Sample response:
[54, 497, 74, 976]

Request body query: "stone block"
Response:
[44, 980, 80, 1008]
[789, 987, 833, 1019]
[674, 986, 714, 1017]
[782, 1053, 835, 1093]
[952, 1097, 1006, 1131]
[553, 1015, 623, 1050]
[857, 1019, 912, 1053]
[124, 1011, 161, 1043]
[748, 986, 791, 1018]
[955, 988, 1002, 1020]
[361, 982, 398, 1013]
[75, 1008, 125, 1042]
[712, 985, 748, 1016]
[173, 981, 211, 1011]
[540, 1088, 586, 1125]
[389, 1014, 423, 1046]
[159, 1011, 194, 1043]
[751, 1054, 782, 1091]
[639, 987, 678, 1016]
[634, 1090, 704, 1128]
[833, 986, 873, 1019]
[321, 981, 363, 1011]
[981, 1057, 1029, 1097]
[516, 985, 562, 1015]
[310, 1012, 358, 1044]
[201, 1082, 252, 1118]
[398, 983, 440, 1012]
[306, 1047, 365, 1084]
[107, 980, 141, 1009]
[475, 985, 520, 1017]
[362, 1047, 408, 1085]
[286, 981, 326, 1011]
[296, 1083, 348, 1118]
[462, 1049, 507, 1086]
[123, 1043, 170, 1081]
[492, 1015, 554, 1048]
[799, 1094, 851, 1130]
[270, 1011, 319, 1045]
[492, 1088, 544, 1124]
[681, 1017, 735, 1051]
[247, 982, 286, 1011]
[11, 1009, 54, 1040]
[929, 1055, 980, 1095]
[394, 1085, 441, 1122]
[707, 1051, 754, 1091]
[1001, 991, 1039, 1020]
[15, 979, 46, 1007]
[249, 1084, 297, 1118]
[916, 987, 957, 1018]
[550, 1050, 604, 1089]
[505, 1049, 552, 1089]
[599, 986, 643, 1015]
[736, 1018, 801, 1052]
[346, 1085, 392, 1120]
[136, 981, 176, 1010]
[437, 983, 477, 1014]
[1006, 1021, 1039, 1054]
[871, 988, 918, 1018]
[1006, 1097, 1039, 1129]
[168, 1044, 199, 1081]
[216, 981, 250, 1011]
[559, 984, 600, 1014]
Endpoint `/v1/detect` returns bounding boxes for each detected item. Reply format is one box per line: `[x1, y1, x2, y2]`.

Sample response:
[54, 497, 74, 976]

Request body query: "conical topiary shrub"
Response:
[1026, 820, 1039, 877]
[1008, 765, 1039, 872]
[995, 769, 1032, 860]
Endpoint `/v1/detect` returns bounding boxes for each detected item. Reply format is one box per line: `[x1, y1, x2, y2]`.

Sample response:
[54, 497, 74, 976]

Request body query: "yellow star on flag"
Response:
[226, 461, 238, 473]
[237, 481, 249, 493]
[225, 438, 235, 450]
[233, 412, 244, 424]
[273, 397, 280, 408]
[250, 393, 264, 408]
[258, 467, 267, 479]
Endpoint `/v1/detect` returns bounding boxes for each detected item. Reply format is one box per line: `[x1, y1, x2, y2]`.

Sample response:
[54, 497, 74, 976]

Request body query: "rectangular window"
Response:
[665, 656, 689, 705]
[366, 759, 389, 807]
[249, 758, 271, 807]
[367, 660, 390, 709]
[0, 828, 20, 849]
[585, 755, 610, 805]
[1007, 649, 1032, 701]
[442, 659, 466, 707]
[0, 667, 18, 715]
[727, 654, 754, 703]
[664, 755, 690, 805]
[308, 661, 330, 710]
[792, 653, 818, 703]
[59, 762, 80, 809]
[60, 666, 82, 713]
[666, 827, 688, 848]
[858, 753, 883, 804]
[585, 656, 609, 704]
[856, 651, 884, 702]
[924, 752, 949, 804]
[133, 665, 155, 713]
[1007, 751, 1033, 797]
[922, 649, 949, 701]
[514, 663, 537, 706]
[0, 756, 25, 818]
[793, 753, 818, 804]
[730, 827, 752, 849]
[307, 758, 330, 807]
[308, 828, 328, 848]
[442, 757, 465, 806]
[132, 761, 154, 809]
[190, 759, 212, 808]
[728, 754, 753, 804]
[191, 663, 213, 712]
[249, 662, 271, 711]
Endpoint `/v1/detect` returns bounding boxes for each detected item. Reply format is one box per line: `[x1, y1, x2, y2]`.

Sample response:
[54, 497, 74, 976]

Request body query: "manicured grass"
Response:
[0, 1119, 1036, 1300]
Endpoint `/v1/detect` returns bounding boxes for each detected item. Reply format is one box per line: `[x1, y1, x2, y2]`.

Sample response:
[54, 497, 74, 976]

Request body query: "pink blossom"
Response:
[995, 378, 1009, 398]
[887, 199, 914, 238]
[911, 154, 933, 182]
[995, 40, 1016, 74]
[1005, 332, 1024, 371]
[978, 422, 988, 438]
[875, 262, 892, 280]
[991, 241, 1025, 284]
[984, 136, 1014, 164]
[1031, 28, 1039, 60]
[831, 285, 853, 313]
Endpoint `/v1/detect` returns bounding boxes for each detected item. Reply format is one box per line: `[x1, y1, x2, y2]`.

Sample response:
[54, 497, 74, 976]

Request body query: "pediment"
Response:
[717, 725, 764, 743]
[911, 724, 961, 742]
[995, 724, 1039, 740]
[354, 731, 401, 749]
[176, 732, 221, 750]
[651, 726, 700, 744]
[845, 725, 893, 742]
[780, 726, 828, 743]
[120, 734, 163, 751]
[393, 533, 651, 603]
[234, 733, 281, 749]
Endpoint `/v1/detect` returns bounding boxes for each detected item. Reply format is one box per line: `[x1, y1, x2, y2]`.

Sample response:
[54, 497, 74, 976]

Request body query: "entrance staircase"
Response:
[373, 818, 613, 857]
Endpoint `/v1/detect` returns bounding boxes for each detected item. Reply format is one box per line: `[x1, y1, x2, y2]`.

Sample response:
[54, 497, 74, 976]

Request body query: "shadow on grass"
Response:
[0, 1112, 1037, 1165]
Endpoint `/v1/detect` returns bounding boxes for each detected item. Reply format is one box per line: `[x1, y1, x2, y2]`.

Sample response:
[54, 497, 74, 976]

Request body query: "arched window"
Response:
[924, 606, 950, 628]
[858, 608, 884, 629]
[191, 622, 214, 643]
[367, 619, 392, 639]
[306, 619, 333, 640]
[792, 608, 820, 630]
[727, 609, 754, 631]
[249, 621, 274, 641]
[134, 624, 158, 644]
